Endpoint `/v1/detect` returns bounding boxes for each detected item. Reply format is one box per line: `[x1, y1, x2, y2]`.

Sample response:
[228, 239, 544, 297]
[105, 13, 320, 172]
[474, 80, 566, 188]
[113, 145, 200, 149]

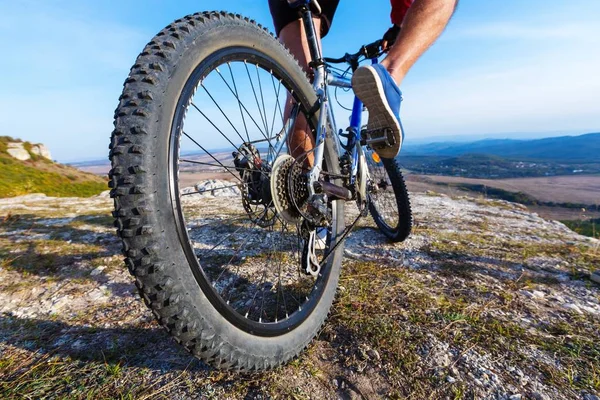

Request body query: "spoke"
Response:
[190, 102, 238, 149]
[179, 158, 270, 180]
[180, 159, 244, 174]
[201, 84, 246, 144]
[210, 218, 261, 288]
[273, 223, 303, 310]
[271, 74, 285, 129]
[274, 223, 293, 320]
[296, 226, 302, 281]
[269, 74, 284, 161]
[215, 67, 273, 145]
[246, 229, 273, 319]
[259, 222, 283, 321]
[245, 62, 268, 136]
[276, 254, 288, 319]
[180, 184, 239, 196]
[182, 131, 242, 183]
[256, 64, 270, 137]
[187, 215, 250, 230]
[198, 211, 264, 261]
[227, 63, 250, 143]
[225, 211, 271, 305]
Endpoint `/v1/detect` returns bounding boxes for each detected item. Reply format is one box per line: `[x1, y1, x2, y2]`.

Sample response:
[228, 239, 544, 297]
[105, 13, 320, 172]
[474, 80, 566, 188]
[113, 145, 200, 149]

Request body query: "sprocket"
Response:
[270, 154, 310, 225]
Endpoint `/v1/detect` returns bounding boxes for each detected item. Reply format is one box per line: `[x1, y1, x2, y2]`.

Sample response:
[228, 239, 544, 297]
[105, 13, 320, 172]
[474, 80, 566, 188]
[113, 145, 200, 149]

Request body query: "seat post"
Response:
[299, 5, 323, 66]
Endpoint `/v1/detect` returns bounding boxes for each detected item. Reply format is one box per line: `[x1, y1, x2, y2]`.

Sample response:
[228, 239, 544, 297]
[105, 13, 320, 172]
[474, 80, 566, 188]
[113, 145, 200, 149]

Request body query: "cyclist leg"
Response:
[381, 0, 458, 85]
[280, 19, 321, 166]
[352, 0, 458, 158]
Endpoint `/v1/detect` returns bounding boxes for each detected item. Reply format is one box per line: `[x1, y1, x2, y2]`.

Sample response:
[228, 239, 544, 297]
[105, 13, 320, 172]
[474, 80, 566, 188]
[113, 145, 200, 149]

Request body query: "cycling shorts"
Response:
[268, 0, 340, 37]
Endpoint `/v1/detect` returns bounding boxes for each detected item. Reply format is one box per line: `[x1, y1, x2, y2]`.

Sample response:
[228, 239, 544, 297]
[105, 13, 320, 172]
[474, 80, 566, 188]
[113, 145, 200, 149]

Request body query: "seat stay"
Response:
[297, 2, 330, 196]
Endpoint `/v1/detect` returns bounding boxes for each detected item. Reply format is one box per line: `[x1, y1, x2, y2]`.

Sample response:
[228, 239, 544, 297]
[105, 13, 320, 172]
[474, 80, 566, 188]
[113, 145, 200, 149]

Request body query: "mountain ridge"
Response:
[403, 132, 600, 162]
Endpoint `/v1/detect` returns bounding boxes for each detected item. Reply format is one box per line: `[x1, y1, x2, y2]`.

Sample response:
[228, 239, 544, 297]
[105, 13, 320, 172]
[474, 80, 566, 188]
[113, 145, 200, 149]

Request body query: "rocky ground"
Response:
[0, 188, 599, 399]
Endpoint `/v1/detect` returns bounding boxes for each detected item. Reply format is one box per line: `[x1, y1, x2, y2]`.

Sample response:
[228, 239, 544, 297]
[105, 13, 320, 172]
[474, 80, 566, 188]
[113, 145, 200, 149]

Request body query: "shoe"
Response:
[351, 64, 404, 158]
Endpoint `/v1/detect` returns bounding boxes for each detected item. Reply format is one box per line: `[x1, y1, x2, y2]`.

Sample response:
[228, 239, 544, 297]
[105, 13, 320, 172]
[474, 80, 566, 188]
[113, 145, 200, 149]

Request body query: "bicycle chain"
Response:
[317, 197, 369, 268]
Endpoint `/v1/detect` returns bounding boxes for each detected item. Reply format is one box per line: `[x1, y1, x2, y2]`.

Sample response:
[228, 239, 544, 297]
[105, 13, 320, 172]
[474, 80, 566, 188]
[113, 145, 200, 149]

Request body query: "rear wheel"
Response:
[109, 12, 345, 370]
[365, 150, 412, 242]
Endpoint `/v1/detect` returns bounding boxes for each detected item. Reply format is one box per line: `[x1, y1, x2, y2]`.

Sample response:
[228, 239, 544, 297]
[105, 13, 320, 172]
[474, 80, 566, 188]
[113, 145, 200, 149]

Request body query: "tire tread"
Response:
[110, 11, 330, 371]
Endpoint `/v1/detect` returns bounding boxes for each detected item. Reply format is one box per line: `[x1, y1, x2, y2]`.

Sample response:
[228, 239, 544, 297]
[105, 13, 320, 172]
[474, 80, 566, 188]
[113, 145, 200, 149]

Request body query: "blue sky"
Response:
[1, 0, 599, 162]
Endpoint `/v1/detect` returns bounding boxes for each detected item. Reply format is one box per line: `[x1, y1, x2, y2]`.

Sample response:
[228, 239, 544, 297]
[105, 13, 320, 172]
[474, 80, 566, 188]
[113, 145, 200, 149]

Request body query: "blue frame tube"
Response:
[346, 58, 378, 181]
[349, 96, 363, 130]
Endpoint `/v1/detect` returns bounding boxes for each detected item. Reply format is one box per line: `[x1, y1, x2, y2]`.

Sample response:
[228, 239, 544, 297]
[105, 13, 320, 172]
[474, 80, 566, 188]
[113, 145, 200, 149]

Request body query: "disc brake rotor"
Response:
[234, 143, 276, 227]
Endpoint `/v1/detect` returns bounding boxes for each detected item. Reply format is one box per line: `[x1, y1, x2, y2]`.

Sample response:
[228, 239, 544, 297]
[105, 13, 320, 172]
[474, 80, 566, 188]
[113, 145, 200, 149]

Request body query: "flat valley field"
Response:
[405, 174, 600, 205]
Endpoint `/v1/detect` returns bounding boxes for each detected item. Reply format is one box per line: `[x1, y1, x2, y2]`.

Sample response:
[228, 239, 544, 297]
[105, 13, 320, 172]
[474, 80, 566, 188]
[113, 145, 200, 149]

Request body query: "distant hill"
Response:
[399, 152, 600, 178]
[404, 132, 600, 162]
[0, 136, 107, 198]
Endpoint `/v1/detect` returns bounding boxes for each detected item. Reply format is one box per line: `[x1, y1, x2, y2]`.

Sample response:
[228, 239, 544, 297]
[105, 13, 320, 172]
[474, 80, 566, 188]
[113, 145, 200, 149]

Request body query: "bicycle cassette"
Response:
[270, 154, 308, 224]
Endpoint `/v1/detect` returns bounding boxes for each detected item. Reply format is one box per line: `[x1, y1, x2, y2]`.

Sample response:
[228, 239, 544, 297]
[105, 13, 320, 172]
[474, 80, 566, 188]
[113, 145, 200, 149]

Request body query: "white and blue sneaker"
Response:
[351, 64, 404, 158]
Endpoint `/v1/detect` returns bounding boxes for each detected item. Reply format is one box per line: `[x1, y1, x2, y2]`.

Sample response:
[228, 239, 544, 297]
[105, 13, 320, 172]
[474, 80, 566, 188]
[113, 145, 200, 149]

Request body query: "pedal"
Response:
[360, 128, 396, 149]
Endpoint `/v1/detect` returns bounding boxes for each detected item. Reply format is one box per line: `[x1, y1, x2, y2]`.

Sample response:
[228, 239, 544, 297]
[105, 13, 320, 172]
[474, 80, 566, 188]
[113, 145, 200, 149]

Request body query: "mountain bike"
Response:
[109, 1, 411, 371]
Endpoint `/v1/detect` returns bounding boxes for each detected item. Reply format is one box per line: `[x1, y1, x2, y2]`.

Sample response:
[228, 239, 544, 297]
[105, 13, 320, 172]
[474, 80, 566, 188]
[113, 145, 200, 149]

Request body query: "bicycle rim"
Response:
[168, 47, 341, 336]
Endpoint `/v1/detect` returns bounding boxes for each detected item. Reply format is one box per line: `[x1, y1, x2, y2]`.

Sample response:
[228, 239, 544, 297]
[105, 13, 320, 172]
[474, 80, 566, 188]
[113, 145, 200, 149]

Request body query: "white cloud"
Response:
[401, 46, 600, 136]
[397, 10, 600, 138]
[451, 22, 599, 41]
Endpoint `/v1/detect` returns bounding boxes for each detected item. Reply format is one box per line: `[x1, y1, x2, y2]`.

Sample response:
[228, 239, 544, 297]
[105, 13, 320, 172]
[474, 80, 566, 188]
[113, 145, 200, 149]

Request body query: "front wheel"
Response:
[365, 150, 412, 242]
[109, 11, 345, 371]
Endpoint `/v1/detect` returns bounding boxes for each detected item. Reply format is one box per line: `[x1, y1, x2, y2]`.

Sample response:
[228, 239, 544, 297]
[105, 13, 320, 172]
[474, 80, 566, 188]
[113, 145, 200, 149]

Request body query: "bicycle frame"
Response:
[293, 1, 377, 196]
[326, 61, 379, 184]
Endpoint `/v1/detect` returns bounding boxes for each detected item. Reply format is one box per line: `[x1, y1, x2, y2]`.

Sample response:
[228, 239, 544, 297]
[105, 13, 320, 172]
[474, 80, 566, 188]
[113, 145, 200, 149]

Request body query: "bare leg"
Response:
[279, 18, 322, 167]
[381, 0, 458, 85]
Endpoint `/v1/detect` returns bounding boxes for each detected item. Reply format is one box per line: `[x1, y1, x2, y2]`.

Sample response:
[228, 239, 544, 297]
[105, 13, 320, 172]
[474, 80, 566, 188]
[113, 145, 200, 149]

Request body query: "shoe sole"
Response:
[352, 66, 402, 158]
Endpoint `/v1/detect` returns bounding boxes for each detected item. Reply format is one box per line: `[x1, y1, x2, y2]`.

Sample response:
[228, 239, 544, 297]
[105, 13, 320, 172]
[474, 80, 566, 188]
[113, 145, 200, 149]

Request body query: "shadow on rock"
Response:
[0, 314, 206, 372]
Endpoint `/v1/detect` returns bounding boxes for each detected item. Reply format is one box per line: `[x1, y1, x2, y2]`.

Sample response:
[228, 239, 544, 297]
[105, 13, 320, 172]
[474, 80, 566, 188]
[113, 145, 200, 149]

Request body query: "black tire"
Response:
[109, 11, 345, 370]
[366, 154, 412, 242]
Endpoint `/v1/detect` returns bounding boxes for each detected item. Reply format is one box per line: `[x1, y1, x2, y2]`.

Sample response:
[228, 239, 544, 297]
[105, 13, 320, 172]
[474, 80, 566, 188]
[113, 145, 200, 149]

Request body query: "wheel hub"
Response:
[234, 143, 276, 227]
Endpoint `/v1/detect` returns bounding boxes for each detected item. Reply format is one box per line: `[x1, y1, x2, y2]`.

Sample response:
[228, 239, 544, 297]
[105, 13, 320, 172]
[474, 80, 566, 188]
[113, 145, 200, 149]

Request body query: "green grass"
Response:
[0, 139, 106, 198]
[326, 260, 600, 397]
[561, 219, 600, 239]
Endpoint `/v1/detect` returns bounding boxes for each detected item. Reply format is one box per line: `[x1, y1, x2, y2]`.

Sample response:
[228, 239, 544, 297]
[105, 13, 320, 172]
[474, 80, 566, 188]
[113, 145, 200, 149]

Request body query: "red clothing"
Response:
[390, 0, 414, 25]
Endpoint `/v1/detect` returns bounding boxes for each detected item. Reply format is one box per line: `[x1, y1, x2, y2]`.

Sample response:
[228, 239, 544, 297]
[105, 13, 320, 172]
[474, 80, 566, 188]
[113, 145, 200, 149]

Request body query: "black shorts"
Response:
[268, 0, 340, 37]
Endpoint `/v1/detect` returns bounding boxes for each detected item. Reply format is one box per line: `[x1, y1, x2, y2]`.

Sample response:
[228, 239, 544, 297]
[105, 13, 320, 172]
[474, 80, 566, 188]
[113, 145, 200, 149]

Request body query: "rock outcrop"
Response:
[30, 144, 52, 160]
[5, 141, 52, 161]
[181, 179, 242, 197]
[6, 142, 30, 161]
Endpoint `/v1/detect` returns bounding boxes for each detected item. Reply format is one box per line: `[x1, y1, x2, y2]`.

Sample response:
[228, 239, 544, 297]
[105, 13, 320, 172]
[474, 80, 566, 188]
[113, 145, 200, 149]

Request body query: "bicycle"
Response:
[109, 0, 411, 371]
